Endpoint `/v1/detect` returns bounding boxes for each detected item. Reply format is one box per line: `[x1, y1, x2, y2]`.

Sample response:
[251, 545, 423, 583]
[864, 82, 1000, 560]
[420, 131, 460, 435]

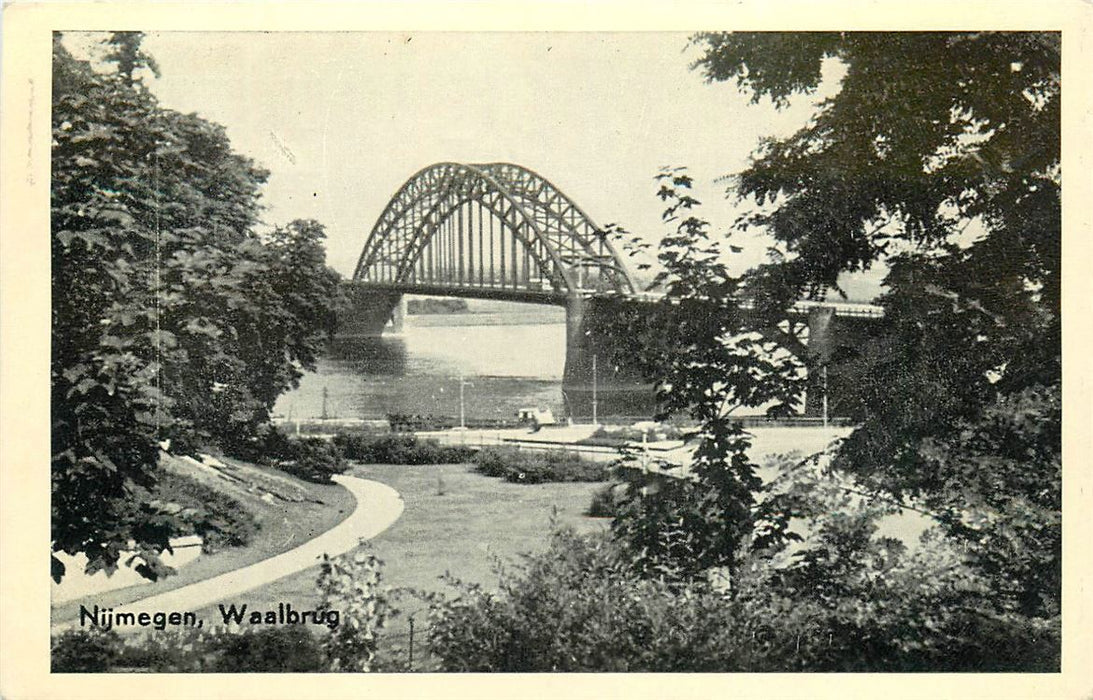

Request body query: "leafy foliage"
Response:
[597, 174, 806, 578]
[421, 521, 1057, 672]
[421, 529, 740, 672]
[693, 32, 1059, 308]
[207, 626, 325, 673]
[51, 34, 341, 581]
[51, 628, 123, 672]
[577, 423, 686, 447]
[586, 483, 623, 517]
[52, 625, 326, 673]
[472, 447, 608, 484]
[151, 471, 259, 553]
[332, 433, 476, 465]
[578, 30, 1062, 669]
[747, 451, 1058, 670]
[688, 30, 1061, 618]
[406, 298, 469, 314]
[316, 550, 398, 672]
[233, 429, 348, 483]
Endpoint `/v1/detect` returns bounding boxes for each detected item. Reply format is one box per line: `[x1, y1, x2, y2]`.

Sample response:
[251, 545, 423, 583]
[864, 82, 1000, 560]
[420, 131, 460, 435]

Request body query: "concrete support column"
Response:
[336, 286, 403, 338]
[562, 295, 656, 420]
[390, 296, 407, 334]
[804, 305, 835, 417]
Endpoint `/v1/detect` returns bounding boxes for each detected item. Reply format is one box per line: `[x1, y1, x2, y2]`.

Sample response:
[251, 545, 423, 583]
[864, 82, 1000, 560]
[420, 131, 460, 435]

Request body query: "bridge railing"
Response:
[624, 291, 885, 318]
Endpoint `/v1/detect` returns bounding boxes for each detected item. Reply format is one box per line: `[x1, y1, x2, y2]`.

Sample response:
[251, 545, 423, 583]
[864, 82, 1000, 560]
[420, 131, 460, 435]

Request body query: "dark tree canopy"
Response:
[690, 30, 1058, 557]
[51, 34, 341, 581]
[693, 32, 1059, 298]
[603, 31, 1060, 644]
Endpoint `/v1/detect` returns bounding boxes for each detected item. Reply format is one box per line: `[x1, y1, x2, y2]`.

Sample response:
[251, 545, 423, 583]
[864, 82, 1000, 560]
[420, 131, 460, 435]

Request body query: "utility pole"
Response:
[822, 366, 829, 429]
[592, 354, 598, 426]
[321, 386, 329, 421]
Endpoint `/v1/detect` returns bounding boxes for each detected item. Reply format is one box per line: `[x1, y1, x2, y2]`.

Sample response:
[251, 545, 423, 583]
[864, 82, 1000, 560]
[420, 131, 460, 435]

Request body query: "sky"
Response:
[65, 31, 884, 299]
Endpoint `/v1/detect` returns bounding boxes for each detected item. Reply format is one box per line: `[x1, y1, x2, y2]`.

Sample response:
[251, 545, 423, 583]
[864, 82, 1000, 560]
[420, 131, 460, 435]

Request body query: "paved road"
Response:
[52, 475, 404, 633]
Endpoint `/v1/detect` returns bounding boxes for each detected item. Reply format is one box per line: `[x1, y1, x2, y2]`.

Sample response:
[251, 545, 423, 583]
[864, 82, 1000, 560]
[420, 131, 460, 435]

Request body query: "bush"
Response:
[422, 526, 1060, 672]
[51, 629, 123, 672]
[577, 424, 687, 447]
[278, 437, 347, 483]
[472, 447, 607, 484]
[112, 629, 212, 671]
[225, 427, 347, 483]
[207, 626, 325, 672]
[406, 298, 468, 314]
[317, 550, 397, 671]
[587, 483, 623, 517]
[332, 434, 475, 465]
[153, 471, 259, 553]
[424, 529, 747, 672]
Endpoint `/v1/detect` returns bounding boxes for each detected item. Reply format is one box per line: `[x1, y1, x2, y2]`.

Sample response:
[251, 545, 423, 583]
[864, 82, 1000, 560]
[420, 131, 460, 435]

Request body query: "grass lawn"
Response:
[188, 461, 610, 668]
[51, 467, 356, 625]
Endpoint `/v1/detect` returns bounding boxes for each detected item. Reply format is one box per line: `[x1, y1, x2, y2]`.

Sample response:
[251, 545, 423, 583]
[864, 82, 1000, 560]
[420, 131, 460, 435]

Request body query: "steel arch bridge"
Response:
[352, 162, 636, 304]
[347, 162, 885, 419]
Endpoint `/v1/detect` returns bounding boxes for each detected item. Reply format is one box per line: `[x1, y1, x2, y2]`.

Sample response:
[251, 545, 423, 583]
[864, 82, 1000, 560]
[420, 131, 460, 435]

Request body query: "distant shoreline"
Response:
[406, 309, 565, 328]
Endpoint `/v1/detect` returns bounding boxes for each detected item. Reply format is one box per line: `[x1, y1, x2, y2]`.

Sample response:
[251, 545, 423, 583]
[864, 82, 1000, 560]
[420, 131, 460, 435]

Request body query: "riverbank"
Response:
[405, 308, 565, 327]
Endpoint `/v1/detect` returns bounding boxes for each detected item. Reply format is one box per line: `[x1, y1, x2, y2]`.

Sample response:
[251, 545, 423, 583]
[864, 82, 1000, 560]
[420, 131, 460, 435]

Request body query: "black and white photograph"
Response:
[2, 2, 1092, 697]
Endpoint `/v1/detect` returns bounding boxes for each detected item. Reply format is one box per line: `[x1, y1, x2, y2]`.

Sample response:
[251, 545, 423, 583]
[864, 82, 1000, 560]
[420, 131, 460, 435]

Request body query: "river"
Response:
[273, 304, 571, 424]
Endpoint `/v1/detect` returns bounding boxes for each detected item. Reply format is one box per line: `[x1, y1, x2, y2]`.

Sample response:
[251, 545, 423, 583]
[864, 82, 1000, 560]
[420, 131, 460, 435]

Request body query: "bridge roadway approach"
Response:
[341, 162, 883, 418]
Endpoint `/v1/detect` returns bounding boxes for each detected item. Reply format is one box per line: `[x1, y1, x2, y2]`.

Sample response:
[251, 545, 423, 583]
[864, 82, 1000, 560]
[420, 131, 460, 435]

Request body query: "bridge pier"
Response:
[802, 306, 876, 419]
[804, 306, 835, 418]
[336, 285, 404, 337]
[390, 296, 406, 333]
[562, 295, 657, 421]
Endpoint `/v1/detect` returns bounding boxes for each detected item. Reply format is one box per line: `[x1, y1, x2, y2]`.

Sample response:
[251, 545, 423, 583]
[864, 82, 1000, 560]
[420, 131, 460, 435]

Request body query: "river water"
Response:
[273, 308, 571, 424]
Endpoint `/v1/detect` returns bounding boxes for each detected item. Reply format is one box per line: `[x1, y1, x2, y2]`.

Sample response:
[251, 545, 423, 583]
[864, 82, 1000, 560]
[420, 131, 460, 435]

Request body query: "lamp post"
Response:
[458, 374, 473, 430]
[592, 354, 598, 426]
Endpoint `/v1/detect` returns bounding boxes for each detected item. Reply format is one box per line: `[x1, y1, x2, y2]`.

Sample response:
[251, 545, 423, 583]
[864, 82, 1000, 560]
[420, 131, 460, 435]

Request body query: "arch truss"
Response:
[353, 162, 636, 302]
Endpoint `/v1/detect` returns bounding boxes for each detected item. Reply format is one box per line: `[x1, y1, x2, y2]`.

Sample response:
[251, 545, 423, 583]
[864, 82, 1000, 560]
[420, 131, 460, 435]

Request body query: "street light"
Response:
[592, 354, 598, 426]
[458, 374, 474, 430]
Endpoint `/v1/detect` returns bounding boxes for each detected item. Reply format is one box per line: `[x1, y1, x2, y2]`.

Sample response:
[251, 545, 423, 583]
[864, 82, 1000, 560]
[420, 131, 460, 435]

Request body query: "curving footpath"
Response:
[52, 475, 403, 633]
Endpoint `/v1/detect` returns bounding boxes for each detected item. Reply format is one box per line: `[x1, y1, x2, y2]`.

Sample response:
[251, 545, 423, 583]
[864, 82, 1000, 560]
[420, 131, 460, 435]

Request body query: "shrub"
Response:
[152, 471, 259, 553]
[332, 434, 475, 465]
[224, 427, 347, 483]
[472, 447, 607, 484]
[406, 298, 468, 314]
[316, 550, 397, 672]
[207, 626, 325, 672]
[422, 526, 1060, 673]
[52, 625, 326, 673]
[278, 437, 348, 483]
[51, 629, 123, 672]
[112, 629, 213, 672]
[578, 424, 687, 447]
[587, 483, 623, 517]
[423, 529, 746, 672]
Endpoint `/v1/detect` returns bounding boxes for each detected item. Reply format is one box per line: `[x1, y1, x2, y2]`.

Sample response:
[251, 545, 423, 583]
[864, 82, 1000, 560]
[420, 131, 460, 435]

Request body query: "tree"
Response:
[599, 30, 1058, 639]
[590, 172, 810, 580]
[690, 31, 1060, 617]
[51, 34, 341, 582]
[102, 31, 160, 85]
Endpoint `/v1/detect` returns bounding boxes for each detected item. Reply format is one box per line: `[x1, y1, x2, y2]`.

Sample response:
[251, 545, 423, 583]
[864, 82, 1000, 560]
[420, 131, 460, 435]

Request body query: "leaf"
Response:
[51, 555, 66, 584]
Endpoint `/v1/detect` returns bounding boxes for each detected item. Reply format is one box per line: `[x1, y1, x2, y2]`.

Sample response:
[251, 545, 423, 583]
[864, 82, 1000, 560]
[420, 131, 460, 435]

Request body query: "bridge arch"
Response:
[346, 162, 882, 419]
[353, 162, 635, 301]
